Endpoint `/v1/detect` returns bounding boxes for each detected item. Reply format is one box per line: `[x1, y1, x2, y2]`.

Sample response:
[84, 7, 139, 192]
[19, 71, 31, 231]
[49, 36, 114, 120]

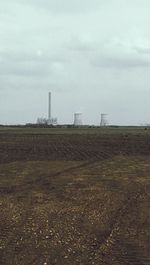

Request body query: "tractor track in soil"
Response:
[0, 159, 99, 195]
[0, 133, 150, 164]
[0, 130, 150, 265]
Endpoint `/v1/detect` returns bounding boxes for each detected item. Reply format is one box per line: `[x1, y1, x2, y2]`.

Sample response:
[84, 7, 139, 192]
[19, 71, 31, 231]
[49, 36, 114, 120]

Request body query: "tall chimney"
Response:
[48, 92, 51, 122]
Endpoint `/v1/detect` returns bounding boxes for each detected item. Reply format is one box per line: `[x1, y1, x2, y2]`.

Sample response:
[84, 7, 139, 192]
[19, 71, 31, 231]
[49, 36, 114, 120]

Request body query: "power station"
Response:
[37, 92, 109, 126]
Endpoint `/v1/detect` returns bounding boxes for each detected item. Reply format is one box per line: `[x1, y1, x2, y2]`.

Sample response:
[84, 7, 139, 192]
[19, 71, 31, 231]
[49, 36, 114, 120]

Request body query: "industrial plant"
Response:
[37, 92, 57, 125]
[37, 92, 108, 126]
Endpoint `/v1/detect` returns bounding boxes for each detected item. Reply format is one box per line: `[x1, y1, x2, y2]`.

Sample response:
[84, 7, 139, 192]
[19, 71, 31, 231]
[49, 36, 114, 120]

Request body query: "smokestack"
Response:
[48, 92, 51, 121]
[47, 91, 58, 125]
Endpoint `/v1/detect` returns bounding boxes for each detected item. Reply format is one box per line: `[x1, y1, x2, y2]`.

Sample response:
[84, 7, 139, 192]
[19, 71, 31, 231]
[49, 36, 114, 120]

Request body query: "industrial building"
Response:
[100, 113, 108, 126]
[47, 92, 57, 125]
[37, 92, 57, 125]
[36, 92, 109, 127]
[74, 113, 82, 126]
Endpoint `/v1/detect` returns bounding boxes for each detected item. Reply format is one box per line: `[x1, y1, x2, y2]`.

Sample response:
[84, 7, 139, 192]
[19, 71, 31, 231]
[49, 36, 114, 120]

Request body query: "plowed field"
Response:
[0, 128, 150, 265]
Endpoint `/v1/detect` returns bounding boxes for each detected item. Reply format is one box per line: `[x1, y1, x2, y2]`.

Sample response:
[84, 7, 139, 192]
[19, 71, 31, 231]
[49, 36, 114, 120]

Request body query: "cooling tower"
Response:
[100, 113, 108, 126]
[74, 113, 82, 126]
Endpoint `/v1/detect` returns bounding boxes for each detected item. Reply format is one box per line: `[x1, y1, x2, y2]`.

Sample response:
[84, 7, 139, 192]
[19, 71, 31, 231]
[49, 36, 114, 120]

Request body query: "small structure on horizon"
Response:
[74, 112, 82, 126]
[37, 92, 57, 126]
[100, 113, 108, 126]
[47, 92, 57, 125]
[36, 117, 48, 125]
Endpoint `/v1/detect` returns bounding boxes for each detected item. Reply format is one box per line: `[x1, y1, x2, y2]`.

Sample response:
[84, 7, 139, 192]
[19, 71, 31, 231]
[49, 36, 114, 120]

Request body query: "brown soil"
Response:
[0, 132, 150, 163]
[0, 129, 150, 265]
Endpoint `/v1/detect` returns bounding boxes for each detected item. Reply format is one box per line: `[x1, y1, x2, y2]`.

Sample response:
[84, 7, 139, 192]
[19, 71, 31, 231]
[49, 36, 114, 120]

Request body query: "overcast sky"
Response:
[0, 0, 150, 125]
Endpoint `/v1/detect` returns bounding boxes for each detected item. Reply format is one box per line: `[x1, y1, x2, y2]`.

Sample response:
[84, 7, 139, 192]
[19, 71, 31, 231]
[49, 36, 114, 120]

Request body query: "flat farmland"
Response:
[0, 127, 150, 265]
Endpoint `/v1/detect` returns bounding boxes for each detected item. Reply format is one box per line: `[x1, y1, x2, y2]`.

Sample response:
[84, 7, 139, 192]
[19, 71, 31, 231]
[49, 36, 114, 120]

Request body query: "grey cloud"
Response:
[92, 54, 150, 69]
[25, 0, 101, 13]
[0, 0, 150, 125]
[134, 46, 150, 54]
[0, 50, 69, 63]
[1, 0, 101, 14]
[0, 62, 48, 77]
[0, 54, 47, 77]
[0, 50, 69, 78]
[67, 38, 96, 52]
